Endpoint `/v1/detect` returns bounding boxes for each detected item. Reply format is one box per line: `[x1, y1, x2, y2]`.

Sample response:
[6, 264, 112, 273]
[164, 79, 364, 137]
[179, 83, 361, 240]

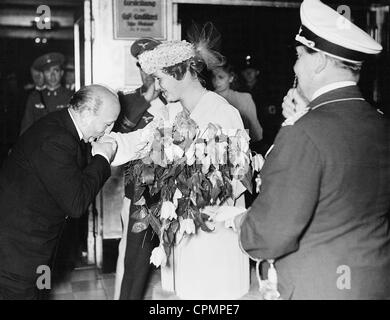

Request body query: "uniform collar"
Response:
[47, 85, 61, 91]
[68, 109, 84, 141]
[311, 81, 357, 101]
[308, 85, 364, 111]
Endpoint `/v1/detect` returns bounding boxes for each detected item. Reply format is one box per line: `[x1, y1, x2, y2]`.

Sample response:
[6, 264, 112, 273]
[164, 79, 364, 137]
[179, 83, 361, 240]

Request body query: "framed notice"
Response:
[113, 0, 166, 39]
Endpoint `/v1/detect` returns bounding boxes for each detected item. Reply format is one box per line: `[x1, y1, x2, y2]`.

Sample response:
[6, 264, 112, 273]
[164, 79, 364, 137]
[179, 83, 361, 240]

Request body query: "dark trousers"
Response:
[0, 271, 39, 300]
[119, 223, 158, 300]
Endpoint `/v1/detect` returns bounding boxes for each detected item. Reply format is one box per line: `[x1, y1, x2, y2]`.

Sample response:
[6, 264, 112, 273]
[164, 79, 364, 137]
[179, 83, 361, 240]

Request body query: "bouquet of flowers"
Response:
[125, 110, 264, 267]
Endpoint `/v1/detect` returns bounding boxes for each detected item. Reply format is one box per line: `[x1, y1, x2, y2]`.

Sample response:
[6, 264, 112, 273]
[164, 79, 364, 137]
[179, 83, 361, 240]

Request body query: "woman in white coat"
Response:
[108, 33, 250, 299]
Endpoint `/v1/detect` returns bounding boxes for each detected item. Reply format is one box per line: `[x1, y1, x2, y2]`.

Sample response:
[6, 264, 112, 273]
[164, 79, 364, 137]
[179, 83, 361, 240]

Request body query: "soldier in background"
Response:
[114, 37, 167, 300]
[20, 52, 73, 134]
[239, 56, 282, 155]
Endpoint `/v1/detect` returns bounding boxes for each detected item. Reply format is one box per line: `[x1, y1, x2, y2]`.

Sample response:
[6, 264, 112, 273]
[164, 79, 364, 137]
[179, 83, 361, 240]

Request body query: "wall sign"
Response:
[113, 0, 166, 39]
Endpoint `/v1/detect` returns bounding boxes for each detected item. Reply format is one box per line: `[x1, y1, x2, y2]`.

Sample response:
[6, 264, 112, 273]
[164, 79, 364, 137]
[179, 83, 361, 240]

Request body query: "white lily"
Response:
[172, 188, 183, 208]
[217, 141, 228, 165]
[181, 218, 196, 235]
[251, 153, 265, 172]
[150, 245, 167, 267]
[160, 201, 177, 220]
[201, 155, 211, 174]
[134, 196, 146, 206]
[185, 142, 196, 166]
[172, 144, 184, 161]
[231, 178, 247, 199]
[195, 142, 206, 161]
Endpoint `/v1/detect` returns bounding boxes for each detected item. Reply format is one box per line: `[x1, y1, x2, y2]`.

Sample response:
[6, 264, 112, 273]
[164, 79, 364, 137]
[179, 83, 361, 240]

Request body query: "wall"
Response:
[92, 0, 141, 91]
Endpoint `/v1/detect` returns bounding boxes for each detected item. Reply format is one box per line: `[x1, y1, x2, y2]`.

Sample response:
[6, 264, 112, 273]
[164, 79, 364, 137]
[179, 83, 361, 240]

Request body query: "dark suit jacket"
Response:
[0, 109, 111, 284]
[240, 86, 390, 299]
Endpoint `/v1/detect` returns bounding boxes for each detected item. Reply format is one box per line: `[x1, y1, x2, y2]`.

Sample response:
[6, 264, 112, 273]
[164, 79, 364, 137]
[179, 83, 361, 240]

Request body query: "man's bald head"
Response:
[69, 84, 120, 142]
[69, 84, 118, 114]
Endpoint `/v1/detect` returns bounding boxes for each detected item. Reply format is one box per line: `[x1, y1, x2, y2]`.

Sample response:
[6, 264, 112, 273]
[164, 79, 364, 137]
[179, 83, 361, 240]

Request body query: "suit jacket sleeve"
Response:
[240, 125, 322, 259]
[20, 93, 35, 135]
[114, 90, 150, 133]
[31, 133, 111, 218]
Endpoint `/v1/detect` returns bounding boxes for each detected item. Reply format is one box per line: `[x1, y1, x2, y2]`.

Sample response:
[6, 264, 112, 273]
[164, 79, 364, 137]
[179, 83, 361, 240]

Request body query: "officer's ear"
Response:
[314, 51, 328, 74]
[60, 69, 64, 78]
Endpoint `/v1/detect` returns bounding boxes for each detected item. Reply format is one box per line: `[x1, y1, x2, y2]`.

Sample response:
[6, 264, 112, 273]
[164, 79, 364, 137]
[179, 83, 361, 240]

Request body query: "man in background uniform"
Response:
[20, 52, 73, 134]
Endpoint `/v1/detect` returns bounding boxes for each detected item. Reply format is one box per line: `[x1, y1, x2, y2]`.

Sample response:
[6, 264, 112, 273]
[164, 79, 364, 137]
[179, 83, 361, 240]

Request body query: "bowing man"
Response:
[0, 85, 119, 299]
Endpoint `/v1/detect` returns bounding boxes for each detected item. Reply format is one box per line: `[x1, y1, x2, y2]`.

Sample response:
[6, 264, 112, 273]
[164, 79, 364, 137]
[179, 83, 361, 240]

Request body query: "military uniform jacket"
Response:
[0, 109, 111, 282]
[240, 86, 390, 299]
[20, 86, 73, 134]
[114, 87, 160, 133]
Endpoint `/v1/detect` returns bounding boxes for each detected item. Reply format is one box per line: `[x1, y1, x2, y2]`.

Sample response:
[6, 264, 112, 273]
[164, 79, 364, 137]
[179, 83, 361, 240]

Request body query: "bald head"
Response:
[69, 84, 118, 114]
[69, 84, 120, 142]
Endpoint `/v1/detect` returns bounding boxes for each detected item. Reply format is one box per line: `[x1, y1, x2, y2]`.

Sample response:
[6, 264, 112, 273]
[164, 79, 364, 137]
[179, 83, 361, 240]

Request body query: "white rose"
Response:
[150, 246, 167, 267]
[160, 201, 177, 220]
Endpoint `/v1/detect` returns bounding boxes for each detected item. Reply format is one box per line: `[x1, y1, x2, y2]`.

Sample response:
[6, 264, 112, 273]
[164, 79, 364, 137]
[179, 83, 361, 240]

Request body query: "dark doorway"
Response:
[179, 4, 300, 108]
[178, 3, 389, 116]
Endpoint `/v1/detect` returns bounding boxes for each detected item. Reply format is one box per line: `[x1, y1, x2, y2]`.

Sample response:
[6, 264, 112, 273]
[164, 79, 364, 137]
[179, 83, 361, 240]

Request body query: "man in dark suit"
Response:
[114, 38, 167, 300]
[0, 84, 119, 299]
[237, 0, 390, 299]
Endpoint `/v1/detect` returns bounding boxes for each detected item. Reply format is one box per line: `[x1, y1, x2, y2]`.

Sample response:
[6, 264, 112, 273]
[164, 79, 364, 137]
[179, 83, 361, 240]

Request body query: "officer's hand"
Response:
[91, 136, 118, 163]
[142, 82, 160, 102]
[282, 88, 309, 119]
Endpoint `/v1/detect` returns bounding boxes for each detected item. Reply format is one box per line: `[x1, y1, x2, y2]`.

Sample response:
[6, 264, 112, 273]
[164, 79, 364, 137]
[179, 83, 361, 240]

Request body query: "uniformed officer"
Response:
[20, 52, 73, 134]
[236, 0, 390, 299]
[114, 37, 168, 300]
[24, 66, 45, 93]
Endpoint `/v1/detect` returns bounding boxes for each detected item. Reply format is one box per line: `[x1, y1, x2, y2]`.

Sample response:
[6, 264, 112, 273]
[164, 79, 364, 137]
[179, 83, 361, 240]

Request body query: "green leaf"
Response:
[176, 198, 189, 217]
[141, 166, 155, 185]
[131, 221, 149, 233]
[133, 184, 145, 203]
[240, 166, 253, 195]
[210, 184, 221, 205]
[162, 241, 171, 262]
[149, 213, 162, 238]
[194, 210, 214, 233]
[170, 219, 180, 235]
[131, 206, 149, 220]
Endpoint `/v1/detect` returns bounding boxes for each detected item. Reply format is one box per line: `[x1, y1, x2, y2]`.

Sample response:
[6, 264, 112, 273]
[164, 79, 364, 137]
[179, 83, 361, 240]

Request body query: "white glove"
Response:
[214, 206, 246, 231]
